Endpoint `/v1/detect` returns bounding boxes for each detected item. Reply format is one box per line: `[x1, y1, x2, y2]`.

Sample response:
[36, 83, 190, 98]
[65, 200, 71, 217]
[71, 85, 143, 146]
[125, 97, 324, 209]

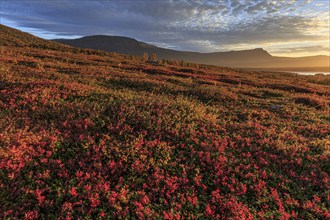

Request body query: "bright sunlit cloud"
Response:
[1, 0, 329, 57]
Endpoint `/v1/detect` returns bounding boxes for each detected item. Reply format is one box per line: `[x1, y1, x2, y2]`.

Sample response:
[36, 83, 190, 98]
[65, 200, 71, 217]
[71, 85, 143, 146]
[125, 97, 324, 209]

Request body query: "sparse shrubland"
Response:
[1, 25, 330, 219]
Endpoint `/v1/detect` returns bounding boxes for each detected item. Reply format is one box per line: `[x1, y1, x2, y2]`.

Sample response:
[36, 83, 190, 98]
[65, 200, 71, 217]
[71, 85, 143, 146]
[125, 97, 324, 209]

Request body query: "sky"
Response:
[1, 0, 329, 57]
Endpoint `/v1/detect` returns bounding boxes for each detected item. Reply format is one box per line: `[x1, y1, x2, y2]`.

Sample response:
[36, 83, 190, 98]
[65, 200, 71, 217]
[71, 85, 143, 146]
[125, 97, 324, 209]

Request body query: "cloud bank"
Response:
[1, 0, 329, 56]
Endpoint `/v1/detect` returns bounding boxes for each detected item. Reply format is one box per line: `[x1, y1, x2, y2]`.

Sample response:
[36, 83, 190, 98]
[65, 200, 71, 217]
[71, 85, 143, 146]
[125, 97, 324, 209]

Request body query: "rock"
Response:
[270, 105, 282, 110]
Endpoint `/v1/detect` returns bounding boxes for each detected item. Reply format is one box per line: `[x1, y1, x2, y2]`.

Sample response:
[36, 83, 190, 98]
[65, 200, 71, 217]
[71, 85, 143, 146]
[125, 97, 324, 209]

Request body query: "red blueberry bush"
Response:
[1, 25, 330, 219]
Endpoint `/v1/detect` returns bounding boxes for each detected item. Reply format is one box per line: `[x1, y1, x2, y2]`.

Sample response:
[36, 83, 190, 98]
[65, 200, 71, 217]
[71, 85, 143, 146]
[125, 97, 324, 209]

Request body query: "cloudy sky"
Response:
[1, 0, 329, 57]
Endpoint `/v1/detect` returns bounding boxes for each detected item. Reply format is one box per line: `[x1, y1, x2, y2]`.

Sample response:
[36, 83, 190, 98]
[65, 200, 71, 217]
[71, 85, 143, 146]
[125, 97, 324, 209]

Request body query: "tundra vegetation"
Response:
[0, 25, 329, 219]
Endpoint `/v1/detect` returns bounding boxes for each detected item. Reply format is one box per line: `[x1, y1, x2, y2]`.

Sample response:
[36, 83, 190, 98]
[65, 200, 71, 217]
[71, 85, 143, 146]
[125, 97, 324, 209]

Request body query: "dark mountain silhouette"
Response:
[55, 35, 329, 70]
[56, 35, 158, 55]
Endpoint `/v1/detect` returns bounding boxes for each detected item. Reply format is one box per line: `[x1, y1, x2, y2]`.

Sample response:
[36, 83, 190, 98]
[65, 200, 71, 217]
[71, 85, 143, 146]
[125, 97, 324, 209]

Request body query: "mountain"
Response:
[55, 36, 274, 66]
[0, 24, 126, 59]
[55, 35, 329, 70]
[56, 35, 158, 54]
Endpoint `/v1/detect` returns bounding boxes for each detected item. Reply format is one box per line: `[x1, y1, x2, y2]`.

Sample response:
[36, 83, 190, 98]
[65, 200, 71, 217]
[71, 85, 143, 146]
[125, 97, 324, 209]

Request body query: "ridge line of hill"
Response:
[54, 35, 329, 70]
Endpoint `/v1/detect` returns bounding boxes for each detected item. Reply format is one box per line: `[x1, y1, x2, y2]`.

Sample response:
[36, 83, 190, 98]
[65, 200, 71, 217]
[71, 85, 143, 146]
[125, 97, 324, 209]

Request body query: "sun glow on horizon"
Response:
[1, 0, 329, 57]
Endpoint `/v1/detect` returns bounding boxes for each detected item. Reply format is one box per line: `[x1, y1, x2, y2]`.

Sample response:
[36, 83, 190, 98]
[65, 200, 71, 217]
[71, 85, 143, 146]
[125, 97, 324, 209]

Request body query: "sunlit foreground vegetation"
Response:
[1, 25, 329, 219]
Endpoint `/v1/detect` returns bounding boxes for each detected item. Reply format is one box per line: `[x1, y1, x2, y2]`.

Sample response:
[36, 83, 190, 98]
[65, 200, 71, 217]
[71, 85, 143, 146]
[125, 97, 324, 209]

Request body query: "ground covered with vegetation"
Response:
[0, 25, 329, 219]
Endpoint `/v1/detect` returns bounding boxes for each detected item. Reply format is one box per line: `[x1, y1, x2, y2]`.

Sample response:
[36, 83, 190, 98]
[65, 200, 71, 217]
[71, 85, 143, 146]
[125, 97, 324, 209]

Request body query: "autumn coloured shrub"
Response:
[293, 94, 328, 110]
[1, 25, 330, 219]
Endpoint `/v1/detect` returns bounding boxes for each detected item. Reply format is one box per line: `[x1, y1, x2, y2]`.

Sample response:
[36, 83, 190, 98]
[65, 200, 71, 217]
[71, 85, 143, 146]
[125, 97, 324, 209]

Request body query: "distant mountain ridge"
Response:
[56, 35, 158, 55]
[1, 23, 327, 70]
[55, 35, 329, 69]
[54, 36, 274, 66]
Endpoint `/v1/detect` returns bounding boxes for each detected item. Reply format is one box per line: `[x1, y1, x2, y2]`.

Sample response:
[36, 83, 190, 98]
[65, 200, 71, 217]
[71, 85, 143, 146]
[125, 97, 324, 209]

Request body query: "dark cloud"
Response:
[0, 0, 328, 54]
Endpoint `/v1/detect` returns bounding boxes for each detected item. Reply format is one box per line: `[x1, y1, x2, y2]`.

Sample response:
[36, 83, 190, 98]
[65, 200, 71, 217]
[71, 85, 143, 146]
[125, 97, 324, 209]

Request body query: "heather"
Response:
[0, 25, 330, 219]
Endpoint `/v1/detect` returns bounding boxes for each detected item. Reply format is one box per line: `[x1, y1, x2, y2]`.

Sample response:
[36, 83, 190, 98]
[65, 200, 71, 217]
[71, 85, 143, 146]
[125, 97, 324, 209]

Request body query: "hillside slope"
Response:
[1, 24, 330, 219]
[55, 35, 330, 69]
[0, 24, 70, 50]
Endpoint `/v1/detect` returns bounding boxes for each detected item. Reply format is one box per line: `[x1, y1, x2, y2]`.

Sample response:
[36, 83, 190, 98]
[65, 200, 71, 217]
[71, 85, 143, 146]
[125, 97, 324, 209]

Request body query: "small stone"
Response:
[270, 105, 282, 110]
